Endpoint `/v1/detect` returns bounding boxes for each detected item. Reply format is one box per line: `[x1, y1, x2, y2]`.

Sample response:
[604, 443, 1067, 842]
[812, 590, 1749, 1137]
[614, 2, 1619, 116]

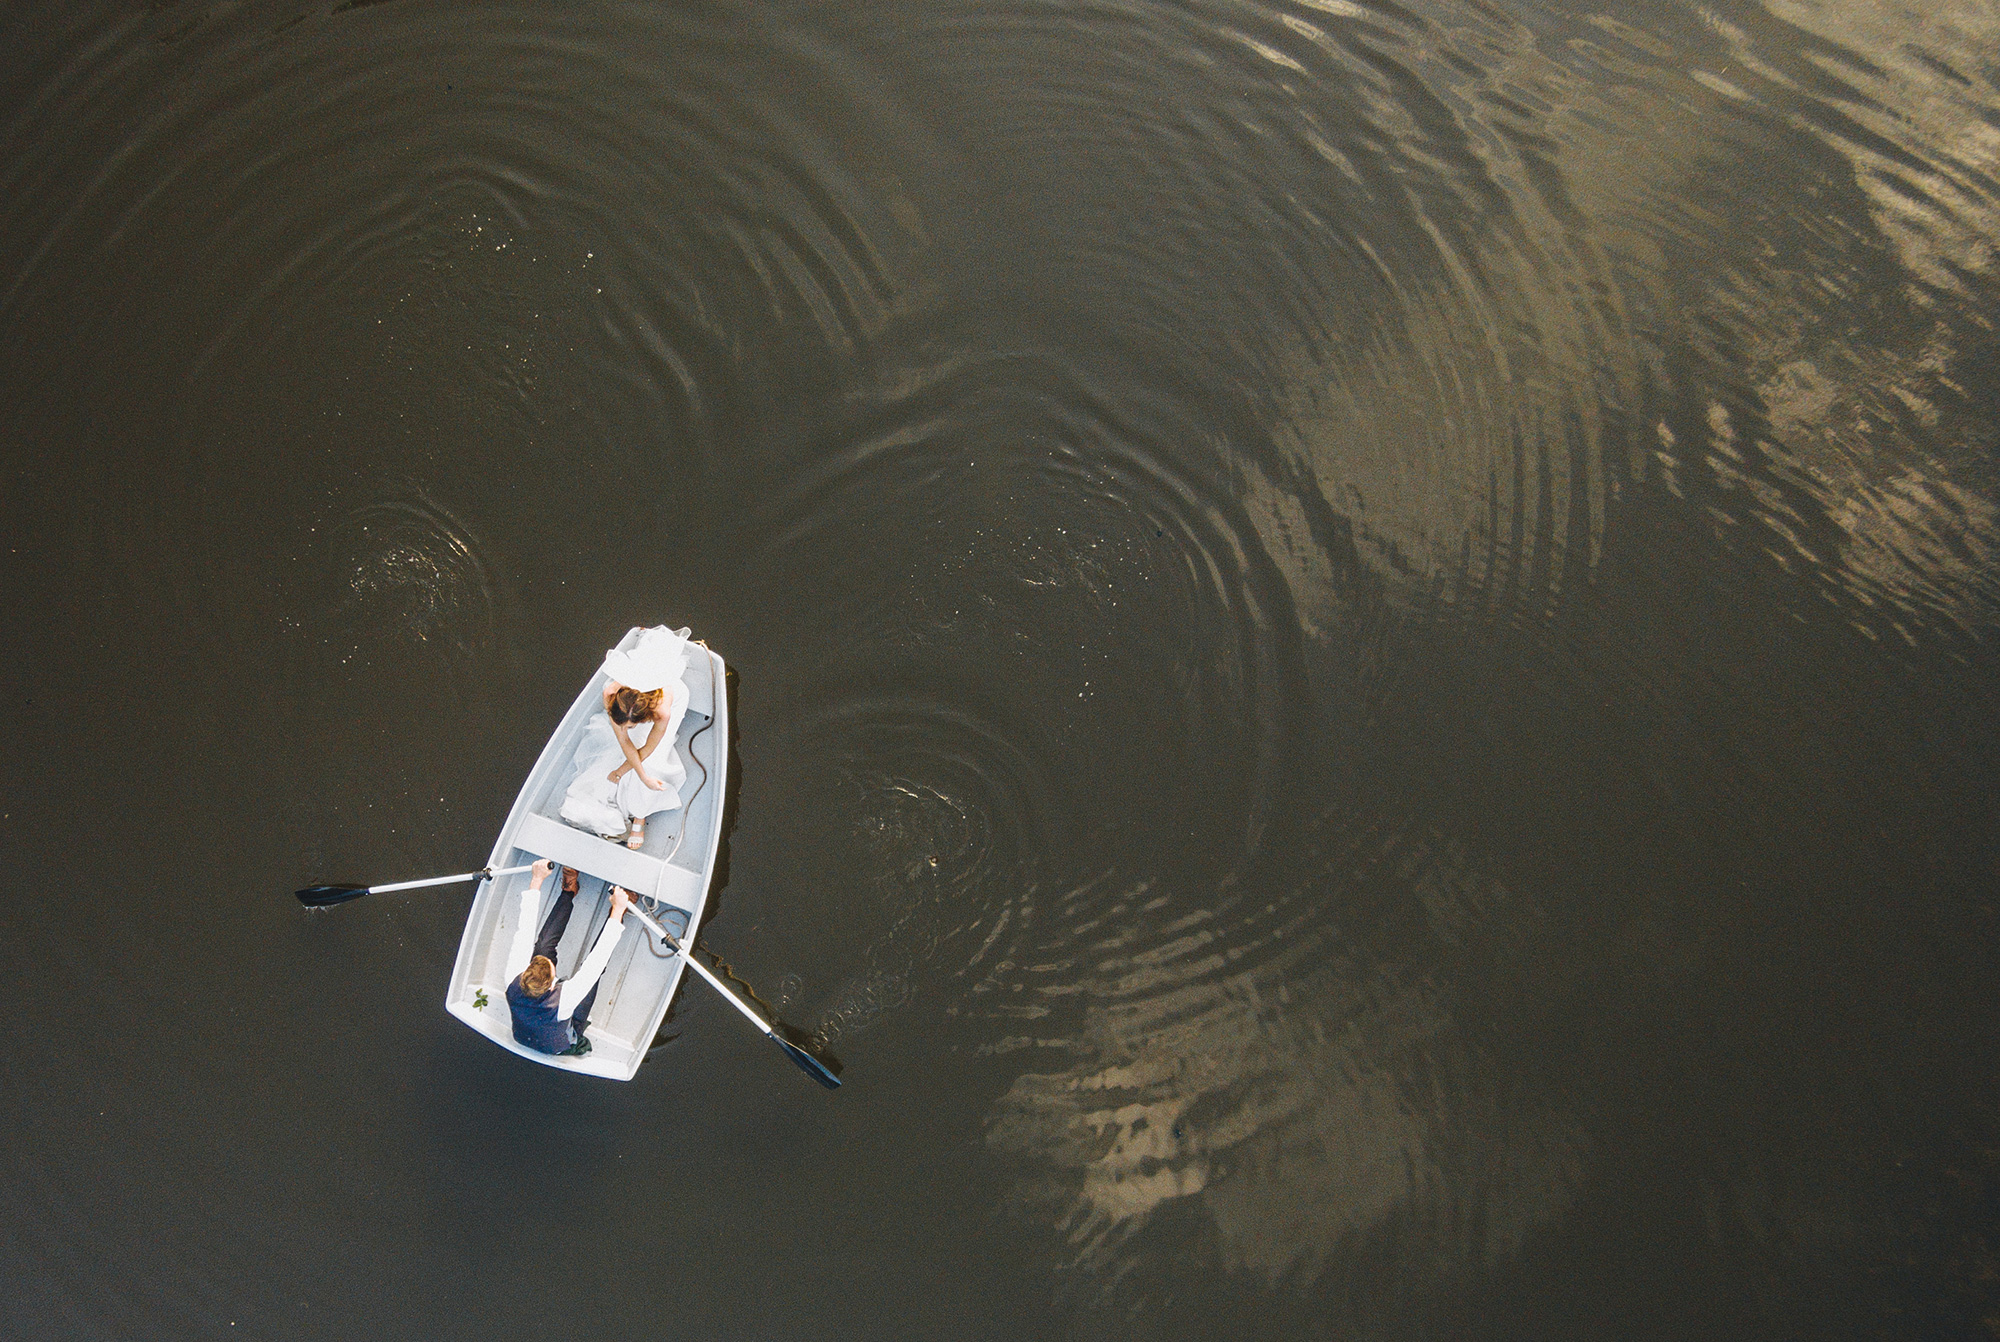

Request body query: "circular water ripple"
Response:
[304, 492, 504, 666]
[853, 0, 1630, 608]
[701, 15, 1622, 1272]
[750, 687, 1054, 1045]
[752, 0, 2000, 1308]
[713, 300, 1596, 1301]
[696, 0, 1630, 1292]
[0, 0, 943, 868]
[974, 814, 1589, 1300]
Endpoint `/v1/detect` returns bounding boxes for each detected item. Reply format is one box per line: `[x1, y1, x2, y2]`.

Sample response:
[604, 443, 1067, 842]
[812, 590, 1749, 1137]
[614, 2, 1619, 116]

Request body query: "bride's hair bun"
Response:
[608, 686, 663, 725]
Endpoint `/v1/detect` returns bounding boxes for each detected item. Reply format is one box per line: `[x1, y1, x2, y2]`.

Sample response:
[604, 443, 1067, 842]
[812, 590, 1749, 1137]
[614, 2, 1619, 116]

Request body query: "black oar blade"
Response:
[296, 884, 370, 907]
[774, 1036, 841, 1089]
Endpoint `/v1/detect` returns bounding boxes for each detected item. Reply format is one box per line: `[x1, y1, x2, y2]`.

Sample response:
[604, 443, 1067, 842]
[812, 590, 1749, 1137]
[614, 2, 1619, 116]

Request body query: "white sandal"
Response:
[625, 815, 646, 850]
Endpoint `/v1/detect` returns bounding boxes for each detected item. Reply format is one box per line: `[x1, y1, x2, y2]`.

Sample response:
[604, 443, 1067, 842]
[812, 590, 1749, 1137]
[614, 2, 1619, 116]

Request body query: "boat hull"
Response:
[444, 627, 729, 1079]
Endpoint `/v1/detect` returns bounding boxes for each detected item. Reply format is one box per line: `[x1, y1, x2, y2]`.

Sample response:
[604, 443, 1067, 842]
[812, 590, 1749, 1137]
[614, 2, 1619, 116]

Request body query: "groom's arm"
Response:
[555, 890, 631, 1021]
[502, 860, 554, 984]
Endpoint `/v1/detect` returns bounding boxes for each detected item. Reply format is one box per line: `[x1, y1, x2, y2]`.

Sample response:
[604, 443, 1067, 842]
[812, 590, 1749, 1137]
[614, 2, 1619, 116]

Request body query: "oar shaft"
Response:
[624, 906, 774, 1036]
[678, 944, 779, 1035]
[371, 864, 535, 895]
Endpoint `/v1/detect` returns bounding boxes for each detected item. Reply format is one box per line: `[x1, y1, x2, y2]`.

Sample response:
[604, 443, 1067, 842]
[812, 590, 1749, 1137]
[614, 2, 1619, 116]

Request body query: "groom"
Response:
[503, 859, 631, 1057]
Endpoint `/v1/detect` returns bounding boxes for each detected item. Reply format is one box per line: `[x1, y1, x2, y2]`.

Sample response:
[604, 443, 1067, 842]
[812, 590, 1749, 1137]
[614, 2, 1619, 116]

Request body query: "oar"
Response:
[295, 864, 537, 908]
[624, 904, 842, 1090]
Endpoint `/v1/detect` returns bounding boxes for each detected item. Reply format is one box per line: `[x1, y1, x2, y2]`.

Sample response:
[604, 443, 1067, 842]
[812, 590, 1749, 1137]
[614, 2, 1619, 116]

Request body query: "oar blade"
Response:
[774, 1035, 842, 1090]
[296, 884, 370, 907]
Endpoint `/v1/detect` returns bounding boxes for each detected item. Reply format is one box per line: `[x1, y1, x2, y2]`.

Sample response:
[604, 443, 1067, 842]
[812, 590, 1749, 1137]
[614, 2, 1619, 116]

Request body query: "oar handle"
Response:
[370, 864, 536, 895]
[624, 905, 774, 1036]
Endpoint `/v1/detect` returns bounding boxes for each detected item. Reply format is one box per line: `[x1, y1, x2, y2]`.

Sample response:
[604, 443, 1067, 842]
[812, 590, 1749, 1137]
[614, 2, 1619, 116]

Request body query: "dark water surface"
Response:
[4, 0, 1999, 1336]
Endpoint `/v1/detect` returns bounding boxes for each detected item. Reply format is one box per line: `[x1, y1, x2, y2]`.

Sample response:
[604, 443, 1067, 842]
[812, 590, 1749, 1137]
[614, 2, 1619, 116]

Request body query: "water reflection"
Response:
[2, 0, 1996, 1332]
[973, 811, 1588, 1295]
[853, 0, 1999, 1311]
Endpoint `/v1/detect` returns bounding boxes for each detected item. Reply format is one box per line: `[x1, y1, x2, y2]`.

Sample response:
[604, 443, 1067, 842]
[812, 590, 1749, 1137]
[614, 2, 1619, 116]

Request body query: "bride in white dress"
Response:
[559, 626, 693, 848]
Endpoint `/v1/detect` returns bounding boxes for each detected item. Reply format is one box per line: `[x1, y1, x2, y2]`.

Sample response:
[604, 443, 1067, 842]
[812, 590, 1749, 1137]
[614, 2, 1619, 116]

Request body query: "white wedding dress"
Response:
[558, 627, 693, 839]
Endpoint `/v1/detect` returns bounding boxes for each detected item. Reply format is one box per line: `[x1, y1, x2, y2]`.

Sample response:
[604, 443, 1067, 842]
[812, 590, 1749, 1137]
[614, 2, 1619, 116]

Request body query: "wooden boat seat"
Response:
[512, 811, 703, 912]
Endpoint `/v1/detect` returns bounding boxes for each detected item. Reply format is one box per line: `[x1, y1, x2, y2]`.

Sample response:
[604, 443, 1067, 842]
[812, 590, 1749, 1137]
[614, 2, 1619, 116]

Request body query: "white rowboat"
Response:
[444, 626, 729, 1080]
